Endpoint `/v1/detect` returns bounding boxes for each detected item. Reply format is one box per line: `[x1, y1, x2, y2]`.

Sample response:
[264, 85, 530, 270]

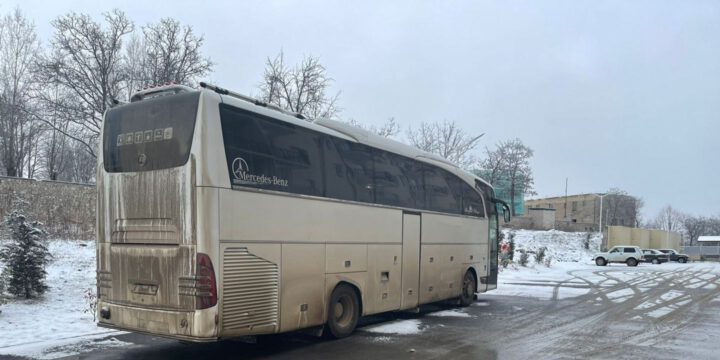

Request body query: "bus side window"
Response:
[461, 182, 485, 217]
[327, 138, 375, 203]
[219, 105, 324, 196]
[423, 165, 461, 214]
[374, 151, 423, 209]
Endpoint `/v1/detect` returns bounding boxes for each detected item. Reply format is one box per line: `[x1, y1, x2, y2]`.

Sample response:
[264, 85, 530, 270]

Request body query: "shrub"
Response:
[0, 211, 52, 299]
[584, 233, 592, 250]
[519, 250, 529, 267]
[544, 255, 552, 268]
[499, 241, 511, 269]
[84, 288, 98, 321]
[535, 247, 547, 264]
[508, 232, 516, 261]
[0, 277, 5, 313]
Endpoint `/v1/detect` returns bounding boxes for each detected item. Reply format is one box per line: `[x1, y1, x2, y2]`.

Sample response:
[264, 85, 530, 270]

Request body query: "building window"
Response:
[572, 201, 577, 211]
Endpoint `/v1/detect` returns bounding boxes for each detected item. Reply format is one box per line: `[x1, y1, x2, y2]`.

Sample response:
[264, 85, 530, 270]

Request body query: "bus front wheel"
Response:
[326, 284, 360, 339]
[459, 270, 477, 307]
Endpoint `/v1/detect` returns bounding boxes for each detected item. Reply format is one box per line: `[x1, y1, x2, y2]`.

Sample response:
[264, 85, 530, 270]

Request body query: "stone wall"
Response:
[0, 176, 96, 240]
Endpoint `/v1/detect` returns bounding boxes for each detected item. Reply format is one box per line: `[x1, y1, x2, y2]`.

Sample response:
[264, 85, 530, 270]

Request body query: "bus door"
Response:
[400, 211, 421, 309]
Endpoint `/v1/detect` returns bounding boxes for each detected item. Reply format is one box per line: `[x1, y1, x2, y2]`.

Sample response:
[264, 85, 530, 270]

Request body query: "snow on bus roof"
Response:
[698, 236, 720, 242]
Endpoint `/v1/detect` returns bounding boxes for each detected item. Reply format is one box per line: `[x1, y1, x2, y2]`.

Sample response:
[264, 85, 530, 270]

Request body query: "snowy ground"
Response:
[0, 240, 128, 359]
[1, 230, 718, 359]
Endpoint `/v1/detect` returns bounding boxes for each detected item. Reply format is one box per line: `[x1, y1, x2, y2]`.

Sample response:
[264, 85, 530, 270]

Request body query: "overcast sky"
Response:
[4, 0, 719, 220]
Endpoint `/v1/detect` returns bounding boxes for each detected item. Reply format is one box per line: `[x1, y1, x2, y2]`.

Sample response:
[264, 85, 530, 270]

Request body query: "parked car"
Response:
[593, 246, 645, 266]
[658, 249, 689, 263]
[642, 249, 669, 264]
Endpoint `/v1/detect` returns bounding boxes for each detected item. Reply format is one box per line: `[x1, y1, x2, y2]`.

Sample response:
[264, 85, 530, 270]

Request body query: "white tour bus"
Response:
[96, 83, 509, 341]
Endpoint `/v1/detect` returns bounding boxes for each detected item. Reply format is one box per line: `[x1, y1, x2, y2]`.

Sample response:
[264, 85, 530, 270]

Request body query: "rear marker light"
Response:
[196, 253, 218, 309]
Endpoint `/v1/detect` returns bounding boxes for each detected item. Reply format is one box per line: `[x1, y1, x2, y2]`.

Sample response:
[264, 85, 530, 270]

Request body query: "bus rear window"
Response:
[103, 92, 200, 173]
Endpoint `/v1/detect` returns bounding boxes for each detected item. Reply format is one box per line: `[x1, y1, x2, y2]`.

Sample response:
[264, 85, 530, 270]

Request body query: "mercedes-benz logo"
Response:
[231, 157, 249, 180]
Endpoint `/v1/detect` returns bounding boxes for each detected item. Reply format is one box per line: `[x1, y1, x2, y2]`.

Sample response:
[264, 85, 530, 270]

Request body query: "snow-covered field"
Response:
[504, 229, 602, 264]
[0, 240, 127, 359]
[490, 229, 603, 299]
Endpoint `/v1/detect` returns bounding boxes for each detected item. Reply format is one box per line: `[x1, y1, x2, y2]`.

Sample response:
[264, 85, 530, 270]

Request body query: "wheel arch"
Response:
[465, 265, 479, 291]
[324, 276, 365, 320]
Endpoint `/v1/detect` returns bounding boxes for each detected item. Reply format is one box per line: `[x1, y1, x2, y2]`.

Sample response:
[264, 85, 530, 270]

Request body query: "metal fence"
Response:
[683, 246, 720, 259]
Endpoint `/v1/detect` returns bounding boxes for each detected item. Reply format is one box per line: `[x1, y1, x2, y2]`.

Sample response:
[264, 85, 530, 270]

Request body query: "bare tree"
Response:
[63, 141, 96, 183]
[37, 82, 75, 180]
[0, 8, 42, 177]
[480, 139, 536, 216]
[653, 205, 685, 232]
[707, 216, 720, 237]
[479, 145, 505, 185]
[406, 120, 483, 169]
[680, 214, 720, 244]
[600, 188, 642, 227]
[346, 117, 400, 138]
[258, 51, 340, 120]
[121, 33, 145, 101]
[40, 9, 133, 157]
[137, 18, 212, 87]
[633, 196, 645, 227]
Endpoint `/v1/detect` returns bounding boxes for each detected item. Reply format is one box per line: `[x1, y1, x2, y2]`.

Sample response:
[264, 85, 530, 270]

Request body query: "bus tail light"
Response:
[196, 253, 218, 309]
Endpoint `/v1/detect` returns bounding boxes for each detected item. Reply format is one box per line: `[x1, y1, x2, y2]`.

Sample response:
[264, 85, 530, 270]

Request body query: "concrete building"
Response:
[505, 207, 556, 230]
[525, 193, 639, 233]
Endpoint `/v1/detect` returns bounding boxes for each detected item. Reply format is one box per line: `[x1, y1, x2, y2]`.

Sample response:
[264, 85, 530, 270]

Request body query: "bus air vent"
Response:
[222, 247, 279, 332]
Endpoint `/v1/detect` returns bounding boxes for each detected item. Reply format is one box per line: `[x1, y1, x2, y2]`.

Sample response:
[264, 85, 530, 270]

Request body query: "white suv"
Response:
[593, 246, 645, 267]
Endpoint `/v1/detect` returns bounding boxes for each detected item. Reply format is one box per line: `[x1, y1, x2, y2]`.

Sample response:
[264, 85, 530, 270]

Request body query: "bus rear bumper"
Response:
[97, 301, 218, 342]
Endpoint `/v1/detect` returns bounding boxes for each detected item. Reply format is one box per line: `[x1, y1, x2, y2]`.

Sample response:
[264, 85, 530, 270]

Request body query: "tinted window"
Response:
[219, 104, 323, 196]
[219, 104, 491, 217]
[624, 247, 637, 253]
[326, 138, 375, 203]
[103, 91, 200, 172]
[424, 166, 461, 214]
[477, 180, 496, 218]
[462, 182, 485, 217]
[374, 151, 424, 208]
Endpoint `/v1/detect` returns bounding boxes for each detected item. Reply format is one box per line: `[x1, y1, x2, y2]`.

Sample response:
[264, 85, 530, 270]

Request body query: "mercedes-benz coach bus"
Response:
[96, 83, 509, 341]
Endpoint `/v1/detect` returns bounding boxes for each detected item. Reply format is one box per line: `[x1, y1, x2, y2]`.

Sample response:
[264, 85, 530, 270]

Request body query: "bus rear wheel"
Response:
[326, 284, 360, 339]
[459, 270, 477, 307]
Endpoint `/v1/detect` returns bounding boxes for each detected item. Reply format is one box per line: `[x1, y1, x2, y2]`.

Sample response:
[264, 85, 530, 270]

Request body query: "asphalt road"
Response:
[53, 264, 720, 360]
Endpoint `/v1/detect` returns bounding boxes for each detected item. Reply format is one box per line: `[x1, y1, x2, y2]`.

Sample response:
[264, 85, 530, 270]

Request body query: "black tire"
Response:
[627, 258, 638, 267]
[595, 258, 607, 266]
[679, 257, 687, 264]
[459, 270, 477, 307]
[652, 258, 660, 265]
[326, 284, 360, 339]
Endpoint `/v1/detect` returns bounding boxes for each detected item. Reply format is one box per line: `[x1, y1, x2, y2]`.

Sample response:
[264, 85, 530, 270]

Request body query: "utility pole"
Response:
[564, 178, 568, 221]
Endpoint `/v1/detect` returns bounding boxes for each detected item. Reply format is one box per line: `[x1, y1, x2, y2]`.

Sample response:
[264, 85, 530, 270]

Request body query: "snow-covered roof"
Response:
[698, 236, 720, 242]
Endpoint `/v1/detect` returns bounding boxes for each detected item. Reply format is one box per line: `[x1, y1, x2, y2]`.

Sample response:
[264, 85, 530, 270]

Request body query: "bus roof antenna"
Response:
[199, 82, 307, 120]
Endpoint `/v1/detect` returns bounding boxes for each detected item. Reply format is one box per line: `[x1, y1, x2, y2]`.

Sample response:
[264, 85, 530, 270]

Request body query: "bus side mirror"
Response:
[491, 198, 512, 223]
[502, 205, 511, 223]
